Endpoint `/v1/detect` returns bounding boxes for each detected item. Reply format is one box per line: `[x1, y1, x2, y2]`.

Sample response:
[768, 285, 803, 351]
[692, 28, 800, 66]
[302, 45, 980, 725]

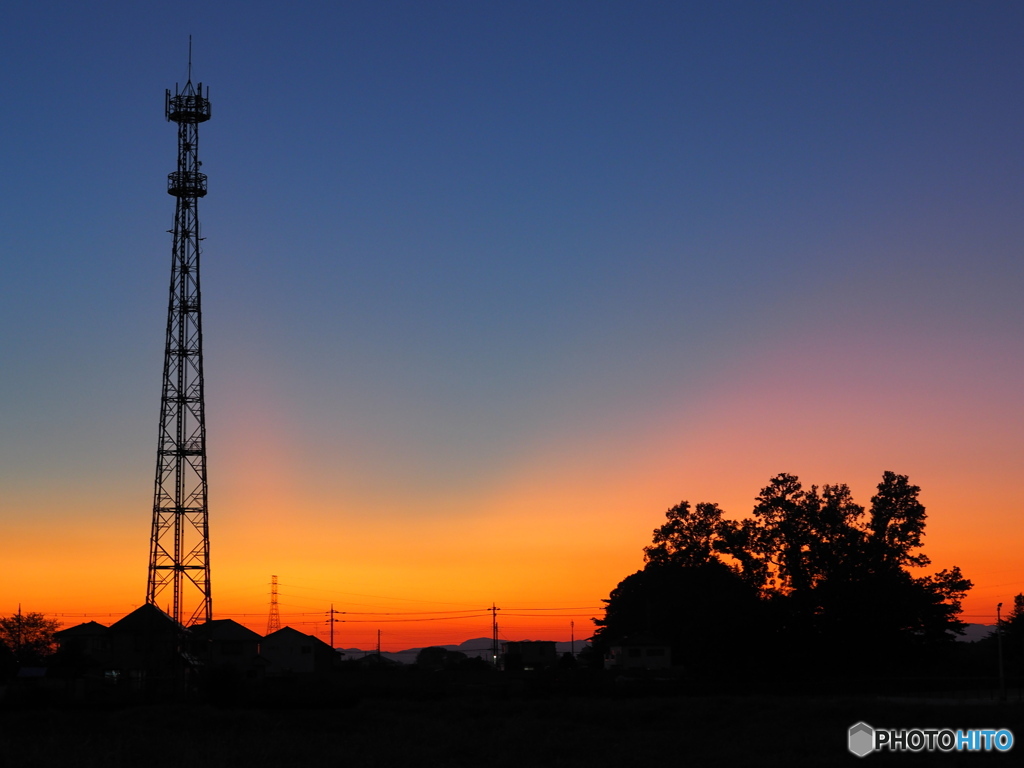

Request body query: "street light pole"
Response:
[997, 602, 1006, 703]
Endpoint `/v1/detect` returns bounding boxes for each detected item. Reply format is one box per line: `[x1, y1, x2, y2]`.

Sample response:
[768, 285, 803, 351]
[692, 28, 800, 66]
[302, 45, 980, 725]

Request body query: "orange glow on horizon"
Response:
[7, 325, 1022, 650]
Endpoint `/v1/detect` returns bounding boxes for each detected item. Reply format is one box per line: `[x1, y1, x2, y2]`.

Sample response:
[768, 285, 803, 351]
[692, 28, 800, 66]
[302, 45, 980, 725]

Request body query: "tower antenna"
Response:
[188, 35, 192, 82]
[147, 50, 213, 626]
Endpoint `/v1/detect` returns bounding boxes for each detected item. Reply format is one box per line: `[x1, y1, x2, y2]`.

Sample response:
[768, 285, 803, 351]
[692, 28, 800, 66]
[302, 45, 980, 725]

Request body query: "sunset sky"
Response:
[2, 1, 1023, 650]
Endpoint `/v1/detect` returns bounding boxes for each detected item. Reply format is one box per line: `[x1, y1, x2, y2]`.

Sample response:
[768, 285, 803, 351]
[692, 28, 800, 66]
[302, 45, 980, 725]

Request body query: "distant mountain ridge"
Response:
[340, 626, 992, 664]
[338, 637, 589, 664]
[340, 627, 989, 664]
[958, 623, 994, 642]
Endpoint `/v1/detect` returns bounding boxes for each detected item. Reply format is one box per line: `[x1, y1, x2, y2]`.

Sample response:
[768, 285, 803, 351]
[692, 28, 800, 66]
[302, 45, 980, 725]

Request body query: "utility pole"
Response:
[490, 603, 501, 667]
[571, 620, 575, 658]
[377, 629, 382, 661]
[328, 605, 344, 649]
[997, 602, 1006, 702]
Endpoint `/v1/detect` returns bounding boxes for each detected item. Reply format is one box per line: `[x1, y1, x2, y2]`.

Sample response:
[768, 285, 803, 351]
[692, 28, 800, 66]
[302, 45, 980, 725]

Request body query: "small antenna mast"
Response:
[187, 35, 193, 82]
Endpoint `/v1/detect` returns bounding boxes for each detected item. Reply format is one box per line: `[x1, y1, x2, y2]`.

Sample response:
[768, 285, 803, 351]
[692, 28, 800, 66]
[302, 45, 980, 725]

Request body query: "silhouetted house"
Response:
[190, 619, 261, 667]
[190, 619, 264, 678]
[604, 636, 671, 671]
[52, 620, 113, 691]
[54, 621, 112, 667]
[260, 626, 338, 677]
[501, 640, 558, 671]
[106, 604, 192, 690]
[350, 652, 398, 670]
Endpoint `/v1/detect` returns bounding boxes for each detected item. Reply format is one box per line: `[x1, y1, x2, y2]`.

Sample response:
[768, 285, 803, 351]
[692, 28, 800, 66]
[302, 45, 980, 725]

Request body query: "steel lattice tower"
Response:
[146, 53, 213, 626]
[266, 576, 281, 634]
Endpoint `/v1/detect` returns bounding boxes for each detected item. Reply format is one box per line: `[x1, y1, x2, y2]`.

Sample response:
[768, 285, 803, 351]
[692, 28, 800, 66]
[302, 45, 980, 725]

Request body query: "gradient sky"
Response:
[2, 1, 1023, 649]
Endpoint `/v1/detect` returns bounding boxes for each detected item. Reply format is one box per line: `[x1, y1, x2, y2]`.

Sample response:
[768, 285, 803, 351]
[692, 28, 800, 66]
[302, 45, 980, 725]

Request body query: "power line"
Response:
[275, 584, 484, 607]
[339, 615, 491, 623]
[502, 606, 603, 611]
[322, 609, 490, 616]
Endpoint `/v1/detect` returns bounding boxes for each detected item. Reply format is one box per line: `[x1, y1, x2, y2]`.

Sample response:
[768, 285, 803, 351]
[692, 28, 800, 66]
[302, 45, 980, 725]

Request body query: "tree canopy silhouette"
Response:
[0, 611, 61, 667]
[594, 471, 972, 681]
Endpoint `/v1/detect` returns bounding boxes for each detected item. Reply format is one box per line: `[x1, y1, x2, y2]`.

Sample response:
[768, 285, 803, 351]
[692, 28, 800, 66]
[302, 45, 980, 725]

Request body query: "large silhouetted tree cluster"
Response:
[593, 472, 972, 681]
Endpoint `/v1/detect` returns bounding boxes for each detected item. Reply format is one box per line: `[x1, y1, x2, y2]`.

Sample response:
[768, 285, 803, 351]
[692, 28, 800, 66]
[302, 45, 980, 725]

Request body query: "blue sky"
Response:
[2, 2, 1023, 638]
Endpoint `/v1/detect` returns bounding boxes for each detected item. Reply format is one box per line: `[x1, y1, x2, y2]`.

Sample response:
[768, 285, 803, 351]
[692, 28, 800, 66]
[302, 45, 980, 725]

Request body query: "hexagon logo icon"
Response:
[849, 722, 875, 757]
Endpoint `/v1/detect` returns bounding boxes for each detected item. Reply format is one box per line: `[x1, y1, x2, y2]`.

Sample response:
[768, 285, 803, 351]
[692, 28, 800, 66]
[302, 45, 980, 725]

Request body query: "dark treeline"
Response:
[591, 471, 977, 687]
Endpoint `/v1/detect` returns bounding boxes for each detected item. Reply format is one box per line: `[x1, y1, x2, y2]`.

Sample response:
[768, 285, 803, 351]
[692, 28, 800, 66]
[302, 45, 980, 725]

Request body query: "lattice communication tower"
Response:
[146, 52, 213, 626]
[267, 575, 282, 634]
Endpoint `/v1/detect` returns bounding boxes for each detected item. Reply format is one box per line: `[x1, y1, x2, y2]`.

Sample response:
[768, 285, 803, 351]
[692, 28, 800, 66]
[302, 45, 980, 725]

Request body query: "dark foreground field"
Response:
[2, 692, 1021, 768]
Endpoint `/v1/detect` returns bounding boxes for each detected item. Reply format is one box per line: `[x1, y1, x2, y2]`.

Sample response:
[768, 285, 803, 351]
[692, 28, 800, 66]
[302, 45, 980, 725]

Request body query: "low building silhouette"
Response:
[502, 640, 557, 671]
[603, 635, 672, 671]
[190, 618, 265, 679]
[54, 620, 111, 667]
[260, 626, 338, 677]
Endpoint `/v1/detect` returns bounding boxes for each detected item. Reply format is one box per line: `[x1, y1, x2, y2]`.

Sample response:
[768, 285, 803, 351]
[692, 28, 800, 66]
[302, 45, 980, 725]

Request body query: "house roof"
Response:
[189, 618, 262, 643]
[108, 603, 187, 635]
[263, 626, 333, 650]
[54, 620, 109, 638]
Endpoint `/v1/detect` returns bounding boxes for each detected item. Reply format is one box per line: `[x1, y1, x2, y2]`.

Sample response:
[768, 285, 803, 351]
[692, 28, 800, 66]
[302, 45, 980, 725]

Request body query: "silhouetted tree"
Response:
[0, 639, 16, 681]
[644, 501, 727, 568]
[867, 471, 929, 569]
[736, 475, 867, 596]
[1002, 594, 1024, 642]
[749, 472, 811, 593]
[596, 498, 753, 672]
[997, 594, 1024, 673]
[596, 471, 972, 682]
[593, 559, 760, 680]
[0, 611, 61, 666]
